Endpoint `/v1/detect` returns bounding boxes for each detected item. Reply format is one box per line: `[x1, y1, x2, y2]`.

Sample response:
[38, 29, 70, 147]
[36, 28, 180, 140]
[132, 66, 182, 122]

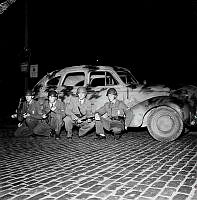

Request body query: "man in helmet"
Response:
[63, 86, 95, 141]
[14, 90, 43, 137]
[33, 90, 65, 139]
[94, 88, 133, 140]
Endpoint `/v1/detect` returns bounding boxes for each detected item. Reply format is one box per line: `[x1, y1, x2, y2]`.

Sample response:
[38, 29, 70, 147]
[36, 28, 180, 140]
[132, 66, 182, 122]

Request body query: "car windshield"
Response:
[32, 74, 46, 91]
[116, 70, 138, 85]
[32, 82, 42, 94]
[33, 70, 60, 92]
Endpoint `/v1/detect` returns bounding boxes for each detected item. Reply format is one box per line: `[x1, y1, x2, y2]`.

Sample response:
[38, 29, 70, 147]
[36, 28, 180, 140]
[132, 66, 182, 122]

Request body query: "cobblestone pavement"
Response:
[0, 127, 197, 200]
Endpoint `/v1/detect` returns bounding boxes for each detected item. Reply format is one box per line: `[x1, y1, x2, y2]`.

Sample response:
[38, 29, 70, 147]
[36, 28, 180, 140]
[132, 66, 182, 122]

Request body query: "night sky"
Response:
[0, 0, 193, 96]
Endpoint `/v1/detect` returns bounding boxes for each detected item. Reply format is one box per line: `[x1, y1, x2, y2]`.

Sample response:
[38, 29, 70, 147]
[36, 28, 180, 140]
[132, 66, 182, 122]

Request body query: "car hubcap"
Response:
[157, 115, 173, 132]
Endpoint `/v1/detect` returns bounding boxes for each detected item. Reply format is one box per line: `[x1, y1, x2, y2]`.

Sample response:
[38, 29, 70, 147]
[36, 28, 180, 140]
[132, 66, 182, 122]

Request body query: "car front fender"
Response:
[128, 96, 188, 128]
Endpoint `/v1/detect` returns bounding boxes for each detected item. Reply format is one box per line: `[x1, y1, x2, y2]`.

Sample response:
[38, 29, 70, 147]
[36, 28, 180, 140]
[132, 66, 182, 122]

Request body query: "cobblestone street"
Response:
[0, 127, 197, 200]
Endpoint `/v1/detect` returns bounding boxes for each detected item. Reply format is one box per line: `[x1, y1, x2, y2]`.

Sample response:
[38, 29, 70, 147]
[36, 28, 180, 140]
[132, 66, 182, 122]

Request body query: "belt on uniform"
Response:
[110, 116, 124, 121]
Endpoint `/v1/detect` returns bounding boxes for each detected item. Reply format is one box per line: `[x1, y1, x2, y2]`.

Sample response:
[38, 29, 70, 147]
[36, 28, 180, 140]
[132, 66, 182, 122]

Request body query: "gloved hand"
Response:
[77, 118, 83, 124]
[23, 113, 30, 118]
[42, 114, 47, 119]
[95, 113, 100, 121]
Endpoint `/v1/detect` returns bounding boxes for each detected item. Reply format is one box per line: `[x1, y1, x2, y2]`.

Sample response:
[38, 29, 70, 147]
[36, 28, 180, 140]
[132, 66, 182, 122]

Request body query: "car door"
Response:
[57, 71, 87, 103]
[87, 70, 127, 111]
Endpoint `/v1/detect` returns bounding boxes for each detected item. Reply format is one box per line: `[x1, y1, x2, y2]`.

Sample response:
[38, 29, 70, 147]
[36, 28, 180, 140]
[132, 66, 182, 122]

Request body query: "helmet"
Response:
[48, 90, 58, 97]
[76, 87, 87, 95]
[25, 90, 34, 96]
[106, 88, 118, 96]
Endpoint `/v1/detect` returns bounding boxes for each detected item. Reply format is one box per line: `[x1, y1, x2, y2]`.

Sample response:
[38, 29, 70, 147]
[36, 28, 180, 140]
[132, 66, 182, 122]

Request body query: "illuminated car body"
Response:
[32, 65, 197, 141]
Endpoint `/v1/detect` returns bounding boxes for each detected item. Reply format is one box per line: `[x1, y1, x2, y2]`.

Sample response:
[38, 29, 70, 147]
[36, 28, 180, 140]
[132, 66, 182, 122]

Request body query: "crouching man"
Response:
[63, 86, 95, 141]
[95, 88, 133, 140]
[14, 90, 42, 137]
[34, 90, 65, 139]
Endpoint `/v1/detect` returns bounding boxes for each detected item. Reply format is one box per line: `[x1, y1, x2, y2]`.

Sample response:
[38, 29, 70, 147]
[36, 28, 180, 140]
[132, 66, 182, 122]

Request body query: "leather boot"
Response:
[50, 129, 56, 138]
[67, 131, 73, 142]
[94, 133, 106, 140]
[55, 133, 61, 140]
[114, 132, 121, 140]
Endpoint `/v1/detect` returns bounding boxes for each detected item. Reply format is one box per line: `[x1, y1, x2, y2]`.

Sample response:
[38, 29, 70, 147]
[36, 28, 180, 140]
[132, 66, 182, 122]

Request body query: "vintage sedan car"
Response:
[31, 65, 197, 142]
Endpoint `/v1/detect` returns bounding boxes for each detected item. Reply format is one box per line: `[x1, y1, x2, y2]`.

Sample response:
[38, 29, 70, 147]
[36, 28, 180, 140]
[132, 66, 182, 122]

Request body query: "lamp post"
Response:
[19, 0, 32, 92]
[24, 0, 30, 92]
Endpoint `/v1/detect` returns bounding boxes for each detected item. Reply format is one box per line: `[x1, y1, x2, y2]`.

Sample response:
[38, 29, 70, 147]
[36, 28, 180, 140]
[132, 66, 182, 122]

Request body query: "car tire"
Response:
[147, 106, 183, 142]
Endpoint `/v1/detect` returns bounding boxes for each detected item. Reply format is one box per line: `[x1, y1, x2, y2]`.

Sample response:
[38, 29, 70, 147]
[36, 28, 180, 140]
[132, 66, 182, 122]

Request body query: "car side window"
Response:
[46, 76, 61, 86]
[62, 72, 85, 86]
[89, 71, 117, 87]
[106, 72, 118, 85]
[91, 77, 105, 87]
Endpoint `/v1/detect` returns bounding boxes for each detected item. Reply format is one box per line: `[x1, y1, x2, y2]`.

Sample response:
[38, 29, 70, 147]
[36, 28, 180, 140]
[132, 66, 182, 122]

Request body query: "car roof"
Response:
[35, 65, 136, 87]
[56, 65, 131, 75]
[33, 64, 139, 92]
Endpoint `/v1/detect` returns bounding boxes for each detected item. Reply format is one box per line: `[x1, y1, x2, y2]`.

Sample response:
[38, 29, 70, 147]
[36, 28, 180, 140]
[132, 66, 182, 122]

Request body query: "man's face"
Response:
[78, 92, 86, 100]
[49, 96, 57, 103]
[108, 94, 116, 102]
[25, 95, 33, 102]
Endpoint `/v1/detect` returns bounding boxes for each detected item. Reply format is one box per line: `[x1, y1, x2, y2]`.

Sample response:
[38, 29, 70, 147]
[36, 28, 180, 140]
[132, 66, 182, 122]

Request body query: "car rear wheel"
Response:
[147, 106, 183, 142]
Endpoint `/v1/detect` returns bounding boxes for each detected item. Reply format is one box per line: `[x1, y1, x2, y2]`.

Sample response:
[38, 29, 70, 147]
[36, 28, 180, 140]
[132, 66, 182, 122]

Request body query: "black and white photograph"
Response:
[0, 0, 196, 199]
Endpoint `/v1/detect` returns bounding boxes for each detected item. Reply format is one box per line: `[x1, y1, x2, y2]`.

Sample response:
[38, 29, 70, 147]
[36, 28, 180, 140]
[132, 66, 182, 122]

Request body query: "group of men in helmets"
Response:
[13, 86, 133, 141]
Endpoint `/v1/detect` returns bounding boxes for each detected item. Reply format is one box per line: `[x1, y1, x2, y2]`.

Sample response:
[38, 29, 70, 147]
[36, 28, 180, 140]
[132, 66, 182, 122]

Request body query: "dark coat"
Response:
[42, 99, 65, 119]
[17, 99, 42, 122]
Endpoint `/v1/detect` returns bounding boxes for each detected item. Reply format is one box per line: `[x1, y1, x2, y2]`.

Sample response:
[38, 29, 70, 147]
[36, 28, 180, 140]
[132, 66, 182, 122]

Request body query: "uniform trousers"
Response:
[34, 115, 63, 136]
[64, 116, 95, 137]
[14, 117, 39, 137]
[95, 117, 125, 136]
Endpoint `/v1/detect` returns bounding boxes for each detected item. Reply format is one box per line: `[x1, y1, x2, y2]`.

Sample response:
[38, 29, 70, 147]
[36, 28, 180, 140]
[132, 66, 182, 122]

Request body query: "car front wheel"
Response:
[147, 106, 183, 142]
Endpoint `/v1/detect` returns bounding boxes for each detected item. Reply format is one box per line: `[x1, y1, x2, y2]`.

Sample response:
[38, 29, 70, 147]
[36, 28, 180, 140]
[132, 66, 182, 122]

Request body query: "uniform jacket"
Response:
[96, 99, 133, 127]
[17, 99, 42, 121]
[65, 96, 93, 121]
[42, 99, 65, 118]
